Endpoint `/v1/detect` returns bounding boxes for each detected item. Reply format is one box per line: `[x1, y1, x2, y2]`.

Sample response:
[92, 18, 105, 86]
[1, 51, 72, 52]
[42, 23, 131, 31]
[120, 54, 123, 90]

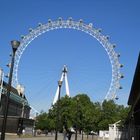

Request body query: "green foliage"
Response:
[35, 94, 130, 133]
[36, 112, 49, 130]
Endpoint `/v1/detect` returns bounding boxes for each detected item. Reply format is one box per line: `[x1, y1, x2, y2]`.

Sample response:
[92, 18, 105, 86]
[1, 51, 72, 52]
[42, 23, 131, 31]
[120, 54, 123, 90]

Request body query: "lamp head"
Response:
[11, 40, 20, 52]
[58, 80, 62, 87]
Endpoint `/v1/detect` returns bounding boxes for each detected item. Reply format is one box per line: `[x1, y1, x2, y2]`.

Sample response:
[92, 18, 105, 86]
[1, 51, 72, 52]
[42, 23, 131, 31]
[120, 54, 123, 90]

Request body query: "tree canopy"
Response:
[35, 94, 130, 133]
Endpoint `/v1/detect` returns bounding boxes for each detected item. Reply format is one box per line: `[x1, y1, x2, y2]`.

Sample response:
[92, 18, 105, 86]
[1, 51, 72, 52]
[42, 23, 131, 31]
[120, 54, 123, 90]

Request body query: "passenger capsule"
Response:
[119, 86, 122, 89]
[105, 35, 109, 40]
[58, 17, 62, 21]
[38, 23, 42, 27]
[97, 28, 102, 32]
[112, 44, 116, 48]
[120, 64, 123, 68]
[120, 74, 124, 78]
[21, 35, 25, 39]
[117, 53, 121, 57]
[88, 23, 93, 28]
[29, 28, 33, 32]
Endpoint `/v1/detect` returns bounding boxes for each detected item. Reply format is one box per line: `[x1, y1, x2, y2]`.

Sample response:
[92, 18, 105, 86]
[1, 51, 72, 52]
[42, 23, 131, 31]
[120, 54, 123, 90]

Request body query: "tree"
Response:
[35, 94, 130, 133]
[59, 95, 73, 131]
[72, 94, 97, 134]
[98, 100, 118, 130]
[36, 112, 49, 130]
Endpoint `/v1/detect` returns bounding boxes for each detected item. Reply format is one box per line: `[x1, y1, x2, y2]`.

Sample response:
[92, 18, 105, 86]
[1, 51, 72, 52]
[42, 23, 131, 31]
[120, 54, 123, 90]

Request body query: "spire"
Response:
[62, 65, 67, 73]
[53, 65, 70, 105]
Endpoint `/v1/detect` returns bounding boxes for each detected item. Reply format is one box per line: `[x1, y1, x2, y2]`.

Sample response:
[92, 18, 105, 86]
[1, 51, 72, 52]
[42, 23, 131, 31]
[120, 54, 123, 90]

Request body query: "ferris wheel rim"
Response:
[13, 17, 122, 100]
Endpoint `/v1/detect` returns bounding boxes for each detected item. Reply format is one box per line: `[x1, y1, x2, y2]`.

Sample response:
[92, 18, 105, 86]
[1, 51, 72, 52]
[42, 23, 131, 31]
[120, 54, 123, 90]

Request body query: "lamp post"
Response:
[0, 68, 4, 101]
[75, 96, 79, 140]
[1, 40, 20, 140]
[55, 80, 62, 140]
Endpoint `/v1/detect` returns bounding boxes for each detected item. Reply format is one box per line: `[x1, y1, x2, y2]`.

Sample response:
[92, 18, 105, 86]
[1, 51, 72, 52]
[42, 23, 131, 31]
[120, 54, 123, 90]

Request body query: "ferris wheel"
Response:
[12, 17, 123, 101]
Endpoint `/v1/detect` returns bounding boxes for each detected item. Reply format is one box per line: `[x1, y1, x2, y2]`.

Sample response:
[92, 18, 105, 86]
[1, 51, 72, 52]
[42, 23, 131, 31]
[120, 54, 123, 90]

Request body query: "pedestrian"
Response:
[63, 127, 67, 140]
[17, 126, 22, 137]
[66, 129, 72, 140]
[22, 129, 25, 136]
[45, 129, 48, 136]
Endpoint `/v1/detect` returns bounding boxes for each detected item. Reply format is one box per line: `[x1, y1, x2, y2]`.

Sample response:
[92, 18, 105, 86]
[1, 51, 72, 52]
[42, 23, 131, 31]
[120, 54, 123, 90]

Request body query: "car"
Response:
[70, 127, 75, 133]
[89, 131, 98, 135]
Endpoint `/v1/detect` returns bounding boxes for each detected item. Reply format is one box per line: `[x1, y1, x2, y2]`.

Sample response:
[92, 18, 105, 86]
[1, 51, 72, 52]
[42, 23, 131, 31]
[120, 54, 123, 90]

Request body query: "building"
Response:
[121, 53, 140, 140]
[0, 80, 34, 133]
[109, 120, 122, 140]
[127, 53, 140, 139]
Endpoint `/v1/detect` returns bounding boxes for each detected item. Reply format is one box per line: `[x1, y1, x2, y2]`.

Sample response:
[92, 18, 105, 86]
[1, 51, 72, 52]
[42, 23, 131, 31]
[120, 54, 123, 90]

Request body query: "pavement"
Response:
[5, 133, 103, 140]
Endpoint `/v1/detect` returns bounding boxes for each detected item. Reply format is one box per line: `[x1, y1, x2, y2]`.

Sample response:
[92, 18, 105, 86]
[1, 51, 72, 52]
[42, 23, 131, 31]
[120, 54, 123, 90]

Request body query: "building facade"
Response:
[0, 81, 34, 133]
[121, 53, 140, 140]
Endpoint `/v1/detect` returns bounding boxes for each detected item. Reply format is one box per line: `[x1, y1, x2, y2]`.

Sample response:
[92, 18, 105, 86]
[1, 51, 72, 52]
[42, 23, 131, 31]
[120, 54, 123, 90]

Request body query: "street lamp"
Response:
[55, 80, 62, 140]
[1, 40, 20, 140]
[75, 96, 79, 140]
[0, 68, 4, 101]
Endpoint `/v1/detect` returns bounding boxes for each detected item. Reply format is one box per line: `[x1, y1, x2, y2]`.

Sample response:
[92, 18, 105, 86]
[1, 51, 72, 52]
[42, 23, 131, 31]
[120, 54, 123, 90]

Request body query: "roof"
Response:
[2, 81, 29, 106]
[128, 53, 140, 105]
